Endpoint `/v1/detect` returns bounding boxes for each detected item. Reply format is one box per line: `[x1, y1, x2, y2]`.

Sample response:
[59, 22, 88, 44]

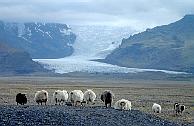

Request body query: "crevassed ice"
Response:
[34, 57, 187, 74]
[71, 25, 135, 59]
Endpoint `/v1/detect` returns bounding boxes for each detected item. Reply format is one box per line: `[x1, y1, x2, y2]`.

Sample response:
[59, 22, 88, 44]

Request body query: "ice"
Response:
[71, 25, 135, 59]
[34, 57, 187, 74]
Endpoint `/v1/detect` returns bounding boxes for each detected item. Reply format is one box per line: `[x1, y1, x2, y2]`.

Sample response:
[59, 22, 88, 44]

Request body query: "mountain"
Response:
[0, 42, 47, 74]
[101, 15, 194, 73]
[0, 21, 76, 58]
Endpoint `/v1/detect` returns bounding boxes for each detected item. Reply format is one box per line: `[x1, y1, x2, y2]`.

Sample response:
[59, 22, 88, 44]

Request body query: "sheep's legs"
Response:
[55, 98, 57, 105]
[75, 101, 82, 106]
[75, 101, 79, 106]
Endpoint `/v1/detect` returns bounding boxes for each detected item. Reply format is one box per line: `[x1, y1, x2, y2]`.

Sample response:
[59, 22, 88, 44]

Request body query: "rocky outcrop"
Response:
[103, 15, 194, 73]
[0, 21, 76, 58]
[0, 42, 47, 74]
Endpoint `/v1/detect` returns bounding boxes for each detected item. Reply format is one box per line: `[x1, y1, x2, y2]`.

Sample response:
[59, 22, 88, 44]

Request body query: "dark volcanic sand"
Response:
[0, 105, 190, 126]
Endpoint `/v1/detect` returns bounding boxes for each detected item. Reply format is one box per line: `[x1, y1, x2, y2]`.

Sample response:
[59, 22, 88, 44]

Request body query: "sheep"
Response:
[16, 93, 27, 105]
[174, 103, 180, 114]
[114, 99, 131, 110]
[101, 90, 114, 108]
[69, 90, 84, 106]
[53, 90, 68, 105]
[180, 105, 186, 113]
[83, 89, 96, 105]
[34, 90, 48, 105]
[174, 103, 185, 115]
[152, 103, 161, 113]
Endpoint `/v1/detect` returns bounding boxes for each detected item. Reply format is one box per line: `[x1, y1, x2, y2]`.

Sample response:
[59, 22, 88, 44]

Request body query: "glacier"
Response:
[34, 25, 187, 75]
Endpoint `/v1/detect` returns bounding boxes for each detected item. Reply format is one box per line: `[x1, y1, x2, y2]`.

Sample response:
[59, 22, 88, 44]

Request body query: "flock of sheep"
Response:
[16, 89, 185, 115]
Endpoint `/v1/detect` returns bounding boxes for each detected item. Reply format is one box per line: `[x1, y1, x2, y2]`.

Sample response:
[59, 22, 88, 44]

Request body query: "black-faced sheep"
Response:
[16, 93, 27, 105]
[53, 90, 68, 105]
[174, 103, 185, 115]
[114, 99, 131, 110]
[34, 90, 48, 105]
[101, 90, 114, 108]
[152, 103, 161, 113]
[70, 90, 84, 106]
[83, 89, 96, 105]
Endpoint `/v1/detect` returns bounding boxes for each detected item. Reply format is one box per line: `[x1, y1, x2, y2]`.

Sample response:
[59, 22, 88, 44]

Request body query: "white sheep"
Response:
[152, 103, 161, 113]
[34, 90, 48, 105]
[69, 90, 84, 106]
[114, 99, 132, 110]
[53, 90, 68, 105]
[83, 89, 96, 105]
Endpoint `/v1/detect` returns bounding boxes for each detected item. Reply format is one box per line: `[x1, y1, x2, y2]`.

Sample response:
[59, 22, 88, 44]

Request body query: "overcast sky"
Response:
[0, 0, 194, 30]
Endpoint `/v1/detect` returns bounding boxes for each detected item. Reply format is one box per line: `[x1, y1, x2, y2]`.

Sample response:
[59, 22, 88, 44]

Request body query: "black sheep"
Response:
[16, 93, 27, 105]
[101, 90, 114, 108]
[174, 103, 185, 115]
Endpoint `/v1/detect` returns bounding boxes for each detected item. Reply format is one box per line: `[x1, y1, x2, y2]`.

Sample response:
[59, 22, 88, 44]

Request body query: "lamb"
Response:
[83, 89, 96, 105]
[174, 103, 185, 115]
[69, 90, 84, 106]
[152, 103, 161, 113]
[34, 90, 48, 105]
[16, 93, 27, 105]
[53, 90, 68, 105]
[101, 90, 114, 108]
[114, 99, 131, 110]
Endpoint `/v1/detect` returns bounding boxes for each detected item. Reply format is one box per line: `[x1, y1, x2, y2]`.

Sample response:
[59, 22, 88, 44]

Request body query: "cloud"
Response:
[0, 0, 194, 30]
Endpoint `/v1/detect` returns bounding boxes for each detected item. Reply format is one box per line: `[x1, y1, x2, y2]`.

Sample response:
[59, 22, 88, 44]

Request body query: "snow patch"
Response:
[17, 23, 25, 37]
[27, 27, 32, 37]
[60, 28, 71, 35]
[20, 36, 31, 43]
[37, 28, 44, 34]
[45, 31, 52, 38]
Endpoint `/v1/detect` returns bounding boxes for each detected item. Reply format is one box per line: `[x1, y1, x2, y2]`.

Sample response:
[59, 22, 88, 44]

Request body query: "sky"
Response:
[0, 0, 194, 30]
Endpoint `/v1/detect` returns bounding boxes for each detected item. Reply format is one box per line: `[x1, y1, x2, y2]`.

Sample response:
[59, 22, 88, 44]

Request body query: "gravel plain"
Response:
[0, 105, 190, 126]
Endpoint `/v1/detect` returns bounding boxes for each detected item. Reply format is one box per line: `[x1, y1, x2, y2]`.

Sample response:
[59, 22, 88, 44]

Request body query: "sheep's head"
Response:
[70, 92, 74, 101]
[120, 101, 126, 109]
[180, 105, 185, 112]
[175, 104, 180, 109]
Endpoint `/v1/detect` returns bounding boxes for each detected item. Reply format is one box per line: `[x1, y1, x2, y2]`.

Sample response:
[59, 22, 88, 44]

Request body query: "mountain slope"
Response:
[0, 21, 76, 58]
[0, 42, 47, 74]
[102, 15, 194, 73]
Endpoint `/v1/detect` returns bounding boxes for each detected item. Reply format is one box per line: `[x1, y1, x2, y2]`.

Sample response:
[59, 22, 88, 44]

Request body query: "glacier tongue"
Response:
[34, 25, 187, 75]
[71, 25, 135, 59]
